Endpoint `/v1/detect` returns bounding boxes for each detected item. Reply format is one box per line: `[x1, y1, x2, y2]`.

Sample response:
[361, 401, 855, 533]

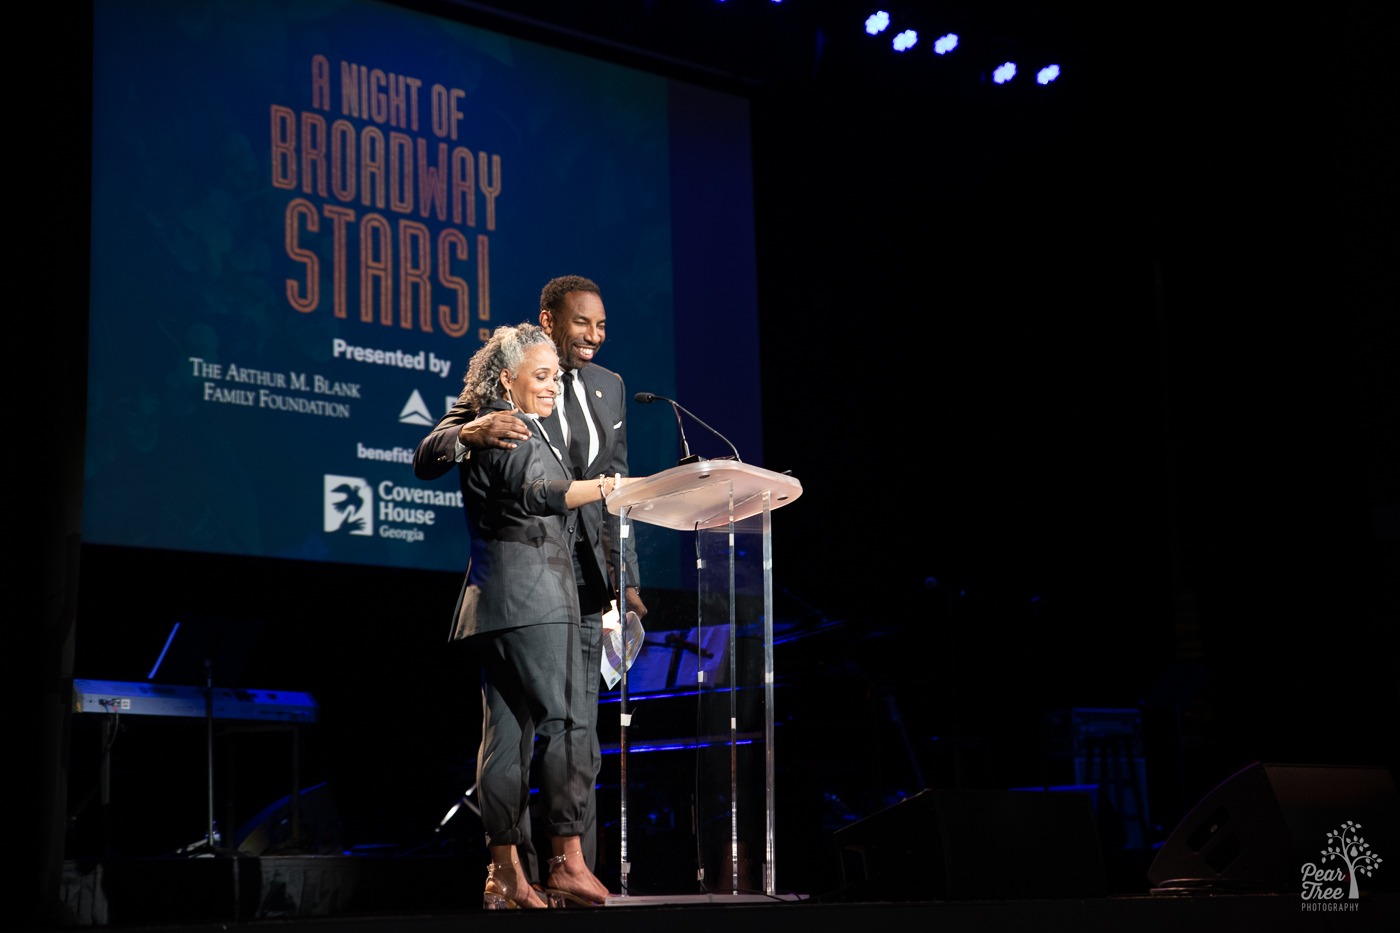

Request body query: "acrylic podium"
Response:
[606, 459, 802, 899]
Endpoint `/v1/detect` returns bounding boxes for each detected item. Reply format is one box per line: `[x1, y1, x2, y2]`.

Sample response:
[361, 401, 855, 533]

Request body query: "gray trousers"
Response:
[505, 542, 609, 879]
[476, 620, 591, 847]
[513, 605, 605, 880]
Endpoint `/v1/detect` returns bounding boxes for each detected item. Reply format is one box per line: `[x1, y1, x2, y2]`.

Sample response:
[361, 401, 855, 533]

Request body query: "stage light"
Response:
[892, 29, 918, 52]
[933, 33, 959, 56]
[993, 61, 1017, 84]
[865, 11, 890, 35]
[1036, 64, 1061, 85]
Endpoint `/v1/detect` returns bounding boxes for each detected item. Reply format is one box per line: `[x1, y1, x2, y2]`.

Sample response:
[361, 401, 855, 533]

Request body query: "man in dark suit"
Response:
[415, 275, 645, 879]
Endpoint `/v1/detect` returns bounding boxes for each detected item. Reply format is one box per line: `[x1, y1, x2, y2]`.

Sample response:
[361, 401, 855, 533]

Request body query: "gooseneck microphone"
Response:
[634, 392, 694, 463]
[634, 392, 742, 464]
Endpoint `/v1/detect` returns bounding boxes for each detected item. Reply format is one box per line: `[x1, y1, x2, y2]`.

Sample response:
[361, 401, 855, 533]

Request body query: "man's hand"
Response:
[459, 411, 532, 449]
[624, 585, 647, 620]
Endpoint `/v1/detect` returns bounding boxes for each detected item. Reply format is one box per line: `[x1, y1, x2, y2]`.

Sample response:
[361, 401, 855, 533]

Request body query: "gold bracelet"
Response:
[598, 475, 608, 498]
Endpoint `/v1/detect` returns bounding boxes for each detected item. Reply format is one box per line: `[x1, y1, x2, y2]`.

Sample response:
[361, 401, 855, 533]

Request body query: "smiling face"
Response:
[501, 342, 560, 417]
[541, 290, 606, 371]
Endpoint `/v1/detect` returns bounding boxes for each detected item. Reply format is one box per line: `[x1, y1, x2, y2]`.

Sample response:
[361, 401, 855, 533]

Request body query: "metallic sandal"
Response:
[483, 861, 543, 909]
[542, 852, 608, 907]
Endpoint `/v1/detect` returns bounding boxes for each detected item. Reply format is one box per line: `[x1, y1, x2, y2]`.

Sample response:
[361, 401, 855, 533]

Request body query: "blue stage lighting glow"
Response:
[993, 61, 1017, 84]
[933, 33, 959, 55]
[865, 11, 890, 35]
[1037, 64, 1061, 85]
[892, 29, 918, 52]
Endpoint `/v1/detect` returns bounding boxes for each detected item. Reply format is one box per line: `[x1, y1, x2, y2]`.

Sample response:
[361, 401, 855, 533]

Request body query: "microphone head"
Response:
[634, 392, 658, 403]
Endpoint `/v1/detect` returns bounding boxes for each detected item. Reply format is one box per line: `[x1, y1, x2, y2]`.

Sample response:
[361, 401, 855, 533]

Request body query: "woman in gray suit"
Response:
[450, 322, 638, 909]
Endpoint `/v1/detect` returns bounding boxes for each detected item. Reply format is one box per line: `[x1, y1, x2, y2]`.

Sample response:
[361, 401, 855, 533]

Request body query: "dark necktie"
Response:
[562, 370, 589, 478]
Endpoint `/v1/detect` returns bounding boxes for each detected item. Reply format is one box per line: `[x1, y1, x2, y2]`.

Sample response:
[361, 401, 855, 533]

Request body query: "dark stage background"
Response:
[23, 0, 1398, 925]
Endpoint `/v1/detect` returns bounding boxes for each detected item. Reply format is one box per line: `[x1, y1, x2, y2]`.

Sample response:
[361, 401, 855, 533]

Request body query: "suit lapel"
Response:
[536, 411, 569, 473]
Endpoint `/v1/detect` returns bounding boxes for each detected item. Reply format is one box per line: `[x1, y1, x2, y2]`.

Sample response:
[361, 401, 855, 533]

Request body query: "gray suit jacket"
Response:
[449, 402, 579, 641]
[416, 362, 642, 604]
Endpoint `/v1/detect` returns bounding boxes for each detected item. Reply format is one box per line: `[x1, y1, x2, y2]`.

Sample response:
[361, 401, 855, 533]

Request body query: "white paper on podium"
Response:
[601, 608, 644, 689]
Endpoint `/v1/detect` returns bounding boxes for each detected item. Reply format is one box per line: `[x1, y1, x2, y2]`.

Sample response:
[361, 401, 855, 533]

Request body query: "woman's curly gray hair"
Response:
[460, 322, 555, 412]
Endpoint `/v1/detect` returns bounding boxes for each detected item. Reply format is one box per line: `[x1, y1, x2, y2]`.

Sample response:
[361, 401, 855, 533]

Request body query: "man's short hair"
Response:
[540, 275, 600, 313]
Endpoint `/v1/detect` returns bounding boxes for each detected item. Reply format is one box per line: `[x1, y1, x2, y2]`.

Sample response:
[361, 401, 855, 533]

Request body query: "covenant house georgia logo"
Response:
[324, 475, 373, 537]
[1300, 820, 1383, 911]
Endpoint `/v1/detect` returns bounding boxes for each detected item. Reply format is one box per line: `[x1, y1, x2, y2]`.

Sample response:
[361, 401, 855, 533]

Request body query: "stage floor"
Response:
[38, 856, 1400, 933]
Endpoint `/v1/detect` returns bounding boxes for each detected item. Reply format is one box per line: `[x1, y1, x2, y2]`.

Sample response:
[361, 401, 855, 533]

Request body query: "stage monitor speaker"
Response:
[833, 788, 1106, 901]
[1147, 762, 1400, 895]
[232, 781, 343, 856]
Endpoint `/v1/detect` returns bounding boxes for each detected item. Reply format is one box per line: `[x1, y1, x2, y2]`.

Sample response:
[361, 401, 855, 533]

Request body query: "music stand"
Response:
[148, 616, 262, 856]
[607, 460, 801, 897]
